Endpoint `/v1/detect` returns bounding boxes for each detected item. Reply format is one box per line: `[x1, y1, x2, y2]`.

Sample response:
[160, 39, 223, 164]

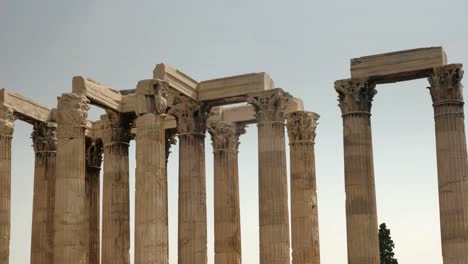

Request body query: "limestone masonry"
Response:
[0, 46, 466, 264]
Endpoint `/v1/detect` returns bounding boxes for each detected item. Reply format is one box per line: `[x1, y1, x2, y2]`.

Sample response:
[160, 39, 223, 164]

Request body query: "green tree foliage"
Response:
[379, 223, 398, 264]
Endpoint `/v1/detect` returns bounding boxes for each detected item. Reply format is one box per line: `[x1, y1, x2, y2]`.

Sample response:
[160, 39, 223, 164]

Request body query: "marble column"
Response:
[0, 106, 14, 264]
[134, 80, 168, 264]
[286, 111, 320, 264]
[334, 79, 380, 264]
[247, 89, 291, 264]
[101, 111, 131, 264]
[428, 64, 468, 264]
[30, 122, 57, 264]
[53, 93, 90, 264]
[169, 101, 210, 264]
[208, 121, 245, 264]
[85, 139, 103, 264]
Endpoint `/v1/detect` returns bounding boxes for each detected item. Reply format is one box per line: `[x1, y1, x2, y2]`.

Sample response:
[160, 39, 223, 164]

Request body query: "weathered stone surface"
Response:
[0, 89, 51, 124]
[154, 63, 198, 101]
[30, 122, 57, 264]
[247, 89, 291, 264]
[350, 47, 447, 82]
[287, 111, 320, 264]
[73, 76, 123, 112]
[169, 100, 209, 264]
[208, 121, 245, 264]
[335, 80, 380, 264]
[53, 93, 90, 264]
[0, 105, 14, 264]
[428, 64, 468, 264]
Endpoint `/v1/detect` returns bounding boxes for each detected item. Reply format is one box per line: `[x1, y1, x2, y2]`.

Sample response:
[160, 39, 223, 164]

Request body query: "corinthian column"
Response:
[101, 111, 131, 264]
[30, 122, 57, 264]
[85, 139, 103, 264]
[428, 64, 468, 264]
[334, 79, 379, 264]
[0, 106, 14, 264]
[286, 111, 320, 264]
[169, 101, 210, 264]
[208, 121, 245, 264]
[134, 80, 168, 264]
[247, 89, 291, 264]
[53, 93, 90, 264]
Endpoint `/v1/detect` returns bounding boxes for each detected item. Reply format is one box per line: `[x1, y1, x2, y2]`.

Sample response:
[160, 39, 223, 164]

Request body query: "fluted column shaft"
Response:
[85, 140, 103, 264]
[287, 111, 320, 264]
[335, 79, 380, 264]
[428, 64, 468, 264]
[169, 101, 210, 264]
[30, 122, 57, 264]
[247, 89, 291, 264]
[53, 93, 90, 264]
[134, 80, 168, 264]
[208, 122, 245, 264]
[0, 106, 14, 264]
[101, 112, 131, 264]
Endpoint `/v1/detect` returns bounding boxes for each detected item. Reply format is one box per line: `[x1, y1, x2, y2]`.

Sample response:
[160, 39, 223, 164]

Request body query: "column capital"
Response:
[428, 64, 464, 104]
[32, 122, 57, 153]
[207, 121, 246, 152]
[0, 105, 14, 136]
[57, 93, 89, 127]
[334, 78, 377, 115]
[100, 110, 131, 145]
[168, 101, 211, 135]
[135, 79, 168, 116]
[246, 88, 292, 124]
[86, 139, 103, 170]
[286, 111, 319, 144]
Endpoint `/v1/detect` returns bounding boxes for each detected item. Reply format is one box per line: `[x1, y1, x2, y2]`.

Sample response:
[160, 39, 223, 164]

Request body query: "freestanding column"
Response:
[169, 101, 210, 264]
[53, 93, 90, 264]
[134, 80, 168, 264]
[208, 121, 245, 264]
[30, 122, 57, 264]
[247, 89, 291, 264]
[85, 139, 103, 264]
[286, 111, 320, 264]
[428, 64, 468, 263]
[101, 111, 131, 264]
[334, 79, 380, 264]
[0, 106, 14, 264]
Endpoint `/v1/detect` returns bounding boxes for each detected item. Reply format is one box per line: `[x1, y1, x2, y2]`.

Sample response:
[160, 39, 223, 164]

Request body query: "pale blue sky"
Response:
[1, 0, 468, 263]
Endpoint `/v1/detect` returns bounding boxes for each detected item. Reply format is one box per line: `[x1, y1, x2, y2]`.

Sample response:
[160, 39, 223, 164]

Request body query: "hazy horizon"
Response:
[2, 0, 468, 263]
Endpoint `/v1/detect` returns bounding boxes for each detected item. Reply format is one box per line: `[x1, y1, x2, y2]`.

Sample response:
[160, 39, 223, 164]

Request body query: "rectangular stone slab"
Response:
[72, 76, 122, 111]
[0, 88, 51, 124]
[197, 73, 274, 103]
[350, 47, 447, 82]
[153, 64, 198, 100]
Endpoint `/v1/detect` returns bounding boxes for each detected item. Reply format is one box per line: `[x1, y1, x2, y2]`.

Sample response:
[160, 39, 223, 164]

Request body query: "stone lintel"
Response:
[197, 72, 274, 104]
[350, 47, 447, 83]
[72, 76, 122, 112]
[153, 63, 198, 100]
[0, 88, 52, 124]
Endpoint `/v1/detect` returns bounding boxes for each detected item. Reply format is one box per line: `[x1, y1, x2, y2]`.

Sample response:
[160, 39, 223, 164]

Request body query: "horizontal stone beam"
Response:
[350, 47, 447, 83]
[153, 63, 198, 100]
[0, 89, 51, 124]
[197, 73, 274, 104]
[72, 76, 122, 111]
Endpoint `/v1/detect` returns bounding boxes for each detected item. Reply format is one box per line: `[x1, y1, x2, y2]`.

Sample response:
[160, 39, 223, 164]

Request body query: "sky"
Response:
[1, 0, 468, 263]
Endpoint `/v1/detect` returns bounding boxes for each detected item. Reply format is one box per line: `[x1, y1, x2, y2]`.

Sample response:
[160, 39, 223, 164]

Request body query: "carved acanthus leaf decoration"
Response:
[32, 122, 57, 152]
[57, 93, 89, 126]
[207, 121, 246, 151]
[100, 110, 131, 144]
[0, 105, 15, 136]
[428, 64, 464, 103]
[168, 101, 211, 135]
[286, 111, 319, 143]
[86, 139, 103, 169]
[334, 78, 376, 114]
[247, 89, 291, 123]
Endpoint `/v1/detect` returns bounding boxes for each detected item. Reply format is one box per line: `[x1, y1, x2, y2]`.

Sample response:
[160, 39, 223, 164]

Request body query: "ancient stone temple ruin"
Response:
[0, 47, 467, 264]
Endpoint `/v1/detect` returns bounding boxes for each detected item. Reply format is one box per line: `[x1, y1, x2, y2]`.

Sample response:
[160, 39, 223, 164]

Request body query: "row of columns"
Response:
[0, 84, 321, 264]
[335, 64, 468, 264]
